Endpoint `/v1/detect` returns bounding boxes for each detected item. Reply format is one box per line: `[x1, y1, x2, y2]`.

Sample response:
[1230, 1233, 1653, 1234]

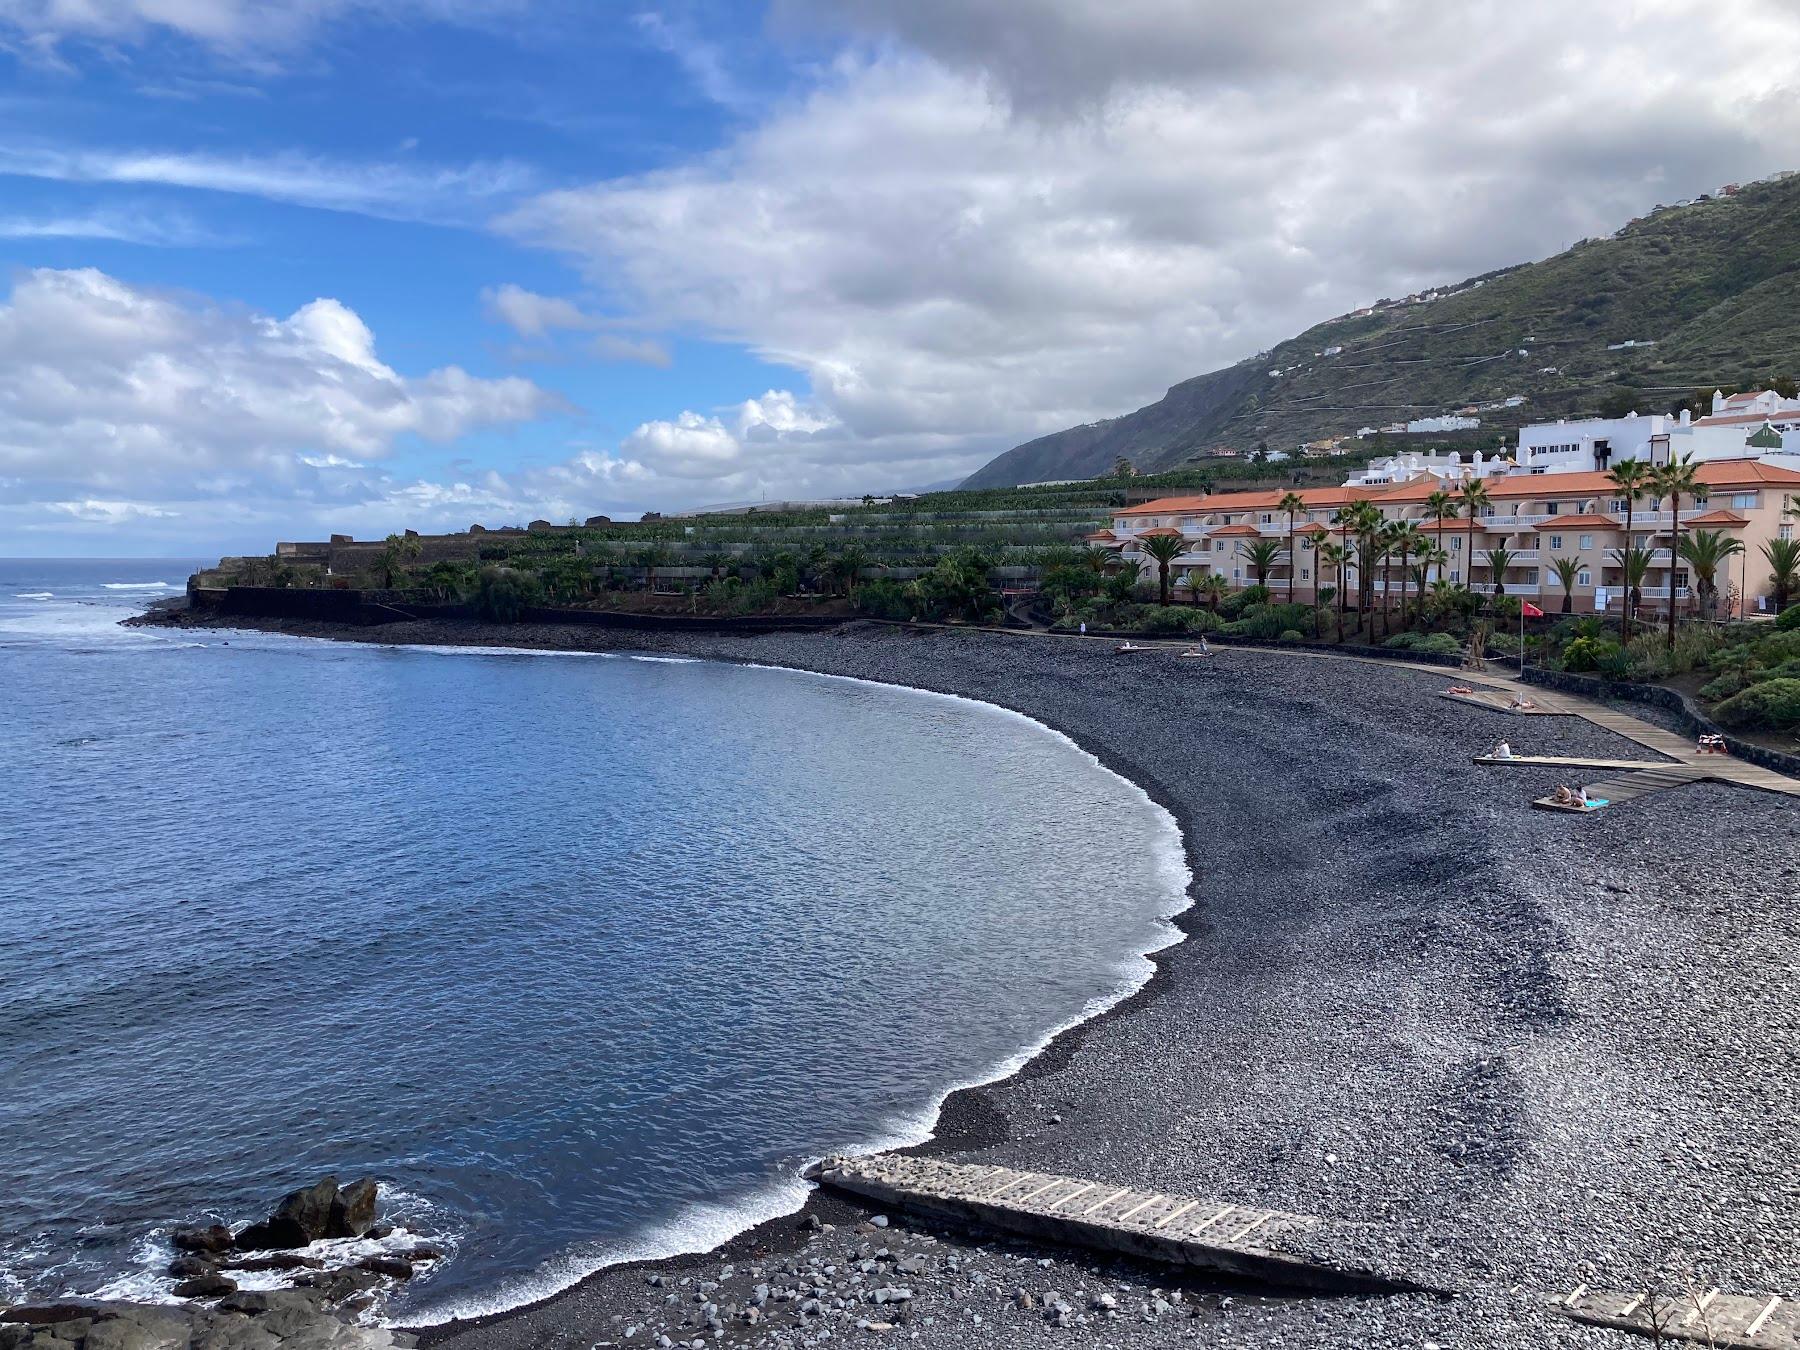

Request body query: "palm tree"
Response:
[1318, 541, 1350, 642]
[1412, 544, 1449, 617]
[1551, 557, 1580, 613]
[377, 532, 423, 588]
[1278, 491, 1306, 606]
[1676, 529, 1743, 621]
[1648, 454, 1706, 648]
[1339, 501, 1384, 632]
[1194, 571, 1228, 612]
[833, 543, 870, 599]
[1390, 523, 1427, 627]
[701, 551, 731, 581]
[637, 543, 672, 593]
[1610, 545, 1654, 624]
[1764, 537, 1800, 613]
[1423, 489, 1459, 580]
[1458, 479, 1491, 593]
[1139, 533, 1185, 606]
[1241, 537, 1282, 588]
[1483, 545, 1516, 598]
[1607, 460, 1652, 641]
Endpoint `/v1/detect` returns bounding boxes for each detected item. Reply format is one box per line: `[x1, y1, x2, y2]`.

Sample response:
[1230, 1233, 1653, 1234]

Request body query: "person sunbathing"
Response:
[1552, 784, 1577, 807]
[1447, 684, 1475, 695]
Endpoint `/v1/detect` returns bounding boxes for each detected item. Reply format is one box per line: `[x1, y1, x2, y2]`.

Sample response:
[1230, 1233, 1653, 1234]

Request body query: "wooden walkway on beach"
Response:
[809, 1154, 1412, 1294]
[1559, 1284, 1800, 1347]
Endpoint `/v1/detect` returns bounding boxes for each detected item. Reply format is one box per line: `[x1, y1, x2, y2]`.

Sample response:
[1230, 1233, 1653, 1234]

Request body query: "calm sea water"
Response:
[0, 560, 1188, 1323]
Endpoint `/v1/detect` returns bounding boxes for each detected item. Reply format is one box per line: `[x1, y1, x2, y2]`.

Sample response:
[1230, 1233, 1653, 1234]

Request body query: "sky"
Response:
[3, 1, 1800, 555]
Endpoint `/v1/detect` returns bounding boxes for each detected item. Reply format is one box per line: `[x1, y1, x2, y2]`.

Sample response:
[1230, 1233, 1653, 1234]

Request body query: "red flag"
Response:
[1520, 601, 1544, 618]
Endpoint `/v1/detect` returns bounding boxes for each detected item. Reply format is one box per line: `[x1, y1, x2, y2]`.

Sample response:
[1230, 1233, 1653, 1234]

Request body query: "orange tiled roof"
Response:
[1134, 526, 1184, 538]
[1529, 514, 1623, 530]
[1683, 509, 1751, 527]
[1693, 412, 1797, 427]
[1115, 483, 1399, 518]
[1209, 523, 1263, 536]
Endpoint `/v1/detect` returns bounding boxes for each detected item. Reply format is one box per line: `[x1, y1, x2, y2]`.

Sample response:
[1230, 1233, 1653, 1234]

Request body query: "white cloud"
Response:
[588, 333, 671, 367]
[506, 0, 1800, 494]
[482, 283, 592, 338]
[0, 144, 534, 221]
[0, 268, 555, 501]
[0, 0, 522, 58]
[48, 498, 177, 523]
[0, 207, 225, 246]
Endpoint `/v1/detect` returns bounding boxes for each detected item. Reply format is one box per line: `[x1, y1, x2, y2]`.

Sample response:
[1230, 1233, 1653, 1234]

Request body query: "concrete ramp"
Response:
[809, 1154, 1410, 1294]
[1559, 1284, 1797, 1347]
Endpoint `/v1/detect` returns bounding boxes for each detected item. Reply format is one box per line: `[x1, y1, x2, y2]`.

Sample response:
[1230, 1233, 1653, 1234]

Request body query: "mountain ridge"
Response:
[962, 173, 1800, 488]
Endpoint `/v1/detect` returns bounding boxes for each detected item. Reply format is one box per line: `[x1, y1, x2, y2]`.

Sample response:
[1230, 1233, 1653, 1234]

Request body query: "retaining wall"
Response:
[1521, 666, 1800, 777]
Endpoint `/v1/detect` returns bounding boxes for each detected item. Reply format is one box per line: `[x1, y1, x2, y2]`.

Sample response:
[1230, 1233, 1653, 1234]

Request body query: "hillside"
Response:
[964, 173, 1800, 487]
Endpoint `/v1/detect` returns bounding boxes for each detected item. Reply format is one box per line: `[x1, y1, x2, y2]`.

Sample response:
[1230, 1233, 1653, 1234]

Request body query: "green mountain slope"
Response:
[964, 173, 1800, 488]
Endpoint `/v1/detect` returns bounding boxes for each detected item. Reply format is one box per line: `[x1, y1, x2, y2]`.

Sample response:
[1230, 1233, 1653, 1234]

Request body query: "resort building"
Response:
[1101, 461, 1800, 617]
[1510, 390, 1800, 477]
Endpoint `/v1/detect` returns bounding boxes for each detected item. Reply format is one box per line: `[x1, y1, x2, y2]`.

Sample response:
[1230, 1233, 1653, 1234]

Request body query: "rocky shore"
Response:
[104, 607, 1800, 1347]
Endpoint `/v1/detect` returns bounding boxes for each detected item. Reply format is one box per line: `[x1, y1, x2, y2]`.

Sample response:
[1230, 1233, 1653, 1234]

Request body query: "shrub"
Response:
[1412, 633, 1464, 657]
[853, 578, 912, 621]
[1218, 584, 1270, 619]
[1140, 605, 1216, 635]
[1383, 632, 1418, 649]
[1713, 678, 1800, 733]
[1228, 602, 1314, 639]
[469, 565, 541, 622]
[1278, 628, 1305, 642]
[1700, 669, 1751, 702]
[1561, 636, 1622, 673]
[1777, 605, 1800, 632]
[1755, 629, 1800, 666]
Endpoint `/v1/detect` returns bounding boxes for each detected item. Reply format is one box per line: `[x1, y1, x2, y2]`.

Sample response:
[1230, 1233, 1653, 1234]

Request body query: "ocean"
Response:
[0, 560, 1189, 1323]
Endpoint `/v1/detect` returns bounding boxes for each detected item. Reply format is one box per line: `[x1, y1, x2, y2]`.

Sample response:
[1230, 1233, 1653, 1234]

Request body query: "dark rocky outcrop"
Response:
[0, 1292, 415, 1349]
[233, 1176, 381, 1249]
[170, 1224, 234, 1254]
[172, 1272, 237, 1298]
[358, 1257, 413, 1280]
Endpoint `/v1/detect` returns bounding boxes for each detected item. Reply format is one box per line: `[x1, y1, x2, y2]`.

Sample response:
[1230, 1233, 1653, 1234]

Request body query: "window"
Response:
[1609, 498, 1627, 513]
[1233, 567, 1242, 580]
[1731, 493, 1757, 510]
[1578, 569, 1591, 587]
[1301, 568, 1311, 580]
[1548, 535, 1563, 551]
[1450, 536, 1462, 552]
[1523, 569, 1540, 585]
[1260, 513, 1273, 524]
[1450, 569, 1461, 583]
[1579, 534, 1593, 551]
[1544, 502, 1560, 515]
[1782, 525, 1794, 542]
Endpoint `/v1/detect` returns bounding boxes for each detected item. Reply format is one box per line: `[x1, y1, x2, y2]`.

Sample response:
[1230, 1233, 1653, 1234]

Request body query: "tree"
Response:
[1676, 529, 1743, 621]
[1194, 571, 1228, 612]
[377, 532, 423, 588]
[1483, 546, 1516, 598]
[1339, 501, 1384, 633]
[1611, 544, 1654, 623]
[1551, 557, 1580, 613]
[1139, 533, 1185, 605]
[1241, 537, 1282, 588]
[701, 551, 731, 581]
[1317, 540, 1351, 642]
[471, 565, 540, 622]
[1607, 460, 1652, 641]
[1391, 523, 1427, 627]
[833, 543, 870, 599]
[1112, 456, 1136, 478]
[1412, 544, 1449, 615]
[1764, 537, 1800, 613]
[1648, 454, 1706, 648]
[637, 543, 673, 593]
[1458, 479, 1491, 596]
[1278, 491, 1306, 606]
[1423, 489, 1459, 580]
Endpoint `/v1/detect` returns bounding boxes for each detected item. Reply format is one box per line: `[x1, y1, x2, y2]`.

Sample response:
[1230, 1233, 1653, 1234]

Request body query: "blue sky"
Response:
[3, 0, 1798, 555]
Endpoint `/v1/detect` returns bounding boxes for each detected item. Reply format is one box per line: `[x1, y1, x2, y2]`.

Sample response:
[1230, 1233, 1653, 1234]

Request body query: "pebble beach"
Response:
[111, 611, 1800, 1349]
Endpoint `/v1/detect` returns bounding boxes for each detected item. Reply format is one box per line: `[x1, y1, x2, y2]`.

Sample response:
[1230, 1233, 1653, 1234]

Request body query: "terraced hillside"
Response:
[966, 173, 1800, 487]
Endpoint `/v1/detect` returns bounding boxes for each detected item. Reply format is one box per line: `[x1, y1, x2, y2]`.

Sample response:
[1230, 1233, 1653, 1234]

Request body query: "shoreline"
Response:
[118, 604, 1800, 1348]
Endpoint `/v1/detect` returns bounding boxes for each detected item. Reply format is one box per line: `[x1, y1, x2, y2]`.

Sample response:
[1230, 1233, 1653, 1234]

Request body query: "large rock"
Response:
[327, 1179, 378, 1239]
[234, 1179, 339, 1250]
[173, 1274, 237, 1299]
[171, 1225, 235, 1254]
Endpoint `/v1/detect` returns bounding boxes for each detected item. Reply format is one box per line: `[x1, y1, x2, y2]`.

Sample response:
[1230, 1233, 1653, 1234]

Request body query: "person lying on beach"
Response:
[1510, 693, 1537, 710]
[1115, 641, 1145, 653]
[1447, 684, 1475, 695]
[1697, 733, 1728, 754]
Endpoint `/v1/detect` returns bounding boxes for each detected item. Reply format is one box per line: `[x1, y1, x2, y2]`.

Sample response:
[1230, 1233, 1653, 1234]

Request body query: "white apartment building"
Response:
[1347, 449, 1513, 488]
[1513, 390, 1800, 477]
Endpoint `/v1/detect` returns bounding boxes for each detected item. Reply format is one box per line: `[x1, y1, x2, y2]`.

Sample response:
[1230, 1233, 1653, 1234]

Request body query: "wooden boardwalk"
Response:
[809, 1153, 1413, 1294]
[1559, 1284, 1800, 1347]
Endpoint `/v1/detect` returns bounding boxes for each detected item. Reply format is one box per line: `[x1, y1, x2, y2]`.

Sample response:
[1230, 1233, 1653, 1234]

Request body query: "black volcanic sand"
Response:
[129, 609, 1800, 1349]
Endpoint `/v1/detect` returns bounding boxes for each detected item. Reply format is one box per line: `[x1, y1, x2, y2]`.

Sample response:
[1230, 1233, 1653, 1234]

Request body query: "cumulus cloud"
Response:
[482, 283, 673, 365]
[508, 0, 1800, 494]
[0, 268, 554, 502]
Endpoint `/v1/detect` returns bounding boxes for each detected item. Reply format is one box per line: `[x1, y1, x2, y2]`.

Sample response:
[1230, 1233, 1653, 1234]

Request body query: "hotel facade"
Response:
[1097, 461, 1800, 618]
